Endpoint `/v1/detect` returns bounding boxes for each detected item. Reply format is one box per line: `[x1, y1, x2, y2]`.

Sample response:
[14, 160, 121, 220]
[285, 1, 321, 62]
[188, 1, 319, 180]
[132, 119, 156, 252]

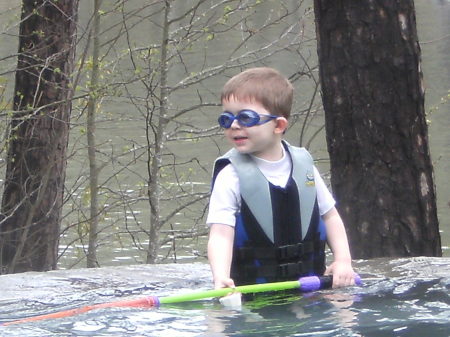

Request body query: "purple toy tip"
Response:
[299, 274, 362, 292]
[152, 296, 161, 307]
[298, 276, 322, 292]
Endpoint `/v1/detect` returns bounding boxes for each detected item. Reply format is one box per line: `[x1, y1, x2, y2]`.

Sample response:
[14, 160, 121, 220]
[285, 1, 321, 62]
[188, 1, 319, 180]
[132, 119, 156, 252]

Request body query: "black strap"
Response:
[235, 241, 316, 261]
[240, 260, 315, 279]
[235, 239, 327, 261]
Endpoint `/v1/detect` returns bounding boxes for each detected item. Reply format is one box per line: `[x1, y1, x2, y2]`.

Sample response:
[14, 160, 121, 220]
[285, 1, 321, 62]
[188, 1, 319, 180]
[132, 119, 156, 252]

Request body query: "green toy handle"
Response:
[159, 274, 361, 304]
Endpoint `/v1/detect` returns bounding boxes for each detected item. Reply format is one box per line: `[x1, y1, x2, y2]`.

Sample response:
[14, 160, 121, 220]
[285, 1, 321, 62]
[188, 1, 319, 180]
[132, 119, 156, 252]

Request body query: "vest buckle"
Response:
[278, 243, 310, 260]
[278, 262, 302, 277]
[278, 260, 315, 278]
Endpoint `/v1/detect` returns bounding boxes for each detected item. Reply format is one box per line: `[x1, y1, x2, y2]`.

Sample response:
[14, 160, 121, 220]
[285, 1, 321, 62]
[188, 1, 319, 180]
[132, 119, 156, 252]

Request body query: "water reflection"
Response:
[201, 290, 363, 336]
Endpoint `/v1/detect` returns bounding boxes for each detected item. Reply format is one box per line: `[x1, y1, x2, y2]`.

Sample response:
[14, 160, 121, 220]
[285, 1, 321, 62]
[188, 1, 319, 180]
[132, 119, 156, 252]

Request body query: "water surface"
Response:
[0, 0, 449, 268]
[1, 257, 449, 336]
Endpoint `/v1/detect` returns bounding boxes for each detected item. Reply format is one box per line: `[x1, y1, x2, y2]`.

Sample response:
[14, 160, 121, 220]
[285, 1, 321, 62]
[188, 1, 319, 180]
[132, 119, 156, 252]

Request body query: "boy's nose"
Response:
[230, 119, 241, 129]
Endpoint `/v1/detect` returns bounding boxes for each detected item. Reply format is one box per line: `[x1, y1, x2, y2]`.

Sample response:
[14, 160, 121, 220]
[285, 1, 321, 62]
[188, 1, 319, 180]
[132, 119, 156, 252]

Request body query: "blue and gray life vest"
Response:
[212, 141, 326, 285]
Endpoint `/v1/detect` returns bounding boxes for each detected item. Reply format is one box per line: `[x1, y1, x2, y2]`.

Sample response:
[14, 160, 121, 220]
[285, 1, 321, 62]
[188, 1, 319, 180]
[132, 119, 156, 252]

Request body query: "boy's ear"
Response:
[274, 117, 288, 134]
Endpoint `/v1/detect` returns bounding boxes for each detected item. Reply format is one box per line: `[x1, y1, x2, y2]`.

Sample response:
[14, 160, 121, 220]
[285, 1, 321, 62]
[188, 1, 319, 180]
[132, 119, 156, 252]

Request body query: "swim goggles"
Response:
[218, 109, 278, 129]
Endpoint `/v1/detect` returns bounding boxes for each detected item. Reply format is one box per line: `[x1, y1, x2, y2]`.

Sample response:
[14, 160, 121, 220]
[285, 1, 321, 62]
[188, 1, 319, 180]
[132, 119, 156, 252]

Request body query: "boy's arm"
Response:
[322, 207, 356, 288]
[208, 223, 236, 289]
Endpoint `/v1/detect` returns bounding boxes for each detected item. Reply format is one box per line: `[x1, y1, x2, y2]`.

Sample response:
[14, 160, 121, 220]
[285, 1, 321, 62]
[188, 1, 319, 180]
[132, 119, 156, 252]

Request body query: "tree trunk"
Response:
[0, 0, 79, 273]
[313, 0, 441, 258]
[86, 0, 101, 269]
[145, 1, 171, 264]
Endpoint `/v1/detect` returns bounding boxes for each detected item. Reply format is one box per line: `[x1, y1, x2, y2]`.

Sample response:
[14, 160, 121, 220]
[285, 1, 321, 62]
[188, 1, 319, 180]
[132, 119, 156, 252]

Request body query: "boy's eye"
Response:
[237, 110, 259, 124]
[238, 113, 253, 123]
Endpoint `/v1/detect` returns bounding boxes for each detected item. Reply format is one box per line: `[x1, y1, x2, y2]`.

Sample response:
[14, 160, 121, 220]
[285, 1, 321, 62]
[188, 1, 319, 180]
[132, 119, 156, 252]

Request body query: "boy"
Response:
[207, 67, 355, 289]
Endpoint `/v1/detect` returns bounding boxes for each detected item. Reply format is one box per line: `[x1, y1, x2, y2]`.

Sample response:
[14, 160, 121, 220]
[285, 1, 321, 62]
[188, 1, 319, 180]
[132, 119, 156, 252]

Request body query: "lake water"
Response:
[61, 0, 450, 263]
[61, 0, 449, 265]
[0, 257, 449, 336]
[419, 0, 450, 255]
[0, 0, 449, 267]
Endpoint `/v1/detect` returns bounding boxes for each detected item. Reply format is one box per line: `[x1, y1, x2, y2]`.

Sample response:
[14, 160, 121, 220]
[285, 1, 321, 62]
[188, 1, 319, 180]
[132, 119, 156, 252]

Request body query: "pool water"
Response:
[0, 257, 449, 336]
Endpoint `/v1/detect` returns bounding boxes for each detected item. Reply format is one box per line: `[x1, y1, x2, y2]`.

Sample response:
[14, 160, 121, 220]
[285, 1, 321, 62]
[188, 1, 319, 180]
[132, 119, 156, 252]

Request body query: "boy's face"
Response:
[221, 96, 288, 161]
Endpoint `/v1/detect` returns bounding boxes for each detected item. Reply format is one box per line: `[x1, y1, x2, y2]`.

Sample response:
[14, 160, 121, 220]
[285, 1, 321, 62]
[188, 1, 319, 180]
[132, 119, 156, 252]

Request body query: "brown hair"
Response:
[221, 67, 293, 119]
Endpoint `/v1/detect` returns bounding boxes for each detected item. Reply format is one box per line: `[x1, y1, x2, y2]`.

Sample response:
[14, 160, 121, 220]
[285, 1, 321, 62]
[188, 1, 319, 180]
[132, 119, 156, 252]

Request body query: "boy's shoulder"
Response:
[281, 141, 314, 163]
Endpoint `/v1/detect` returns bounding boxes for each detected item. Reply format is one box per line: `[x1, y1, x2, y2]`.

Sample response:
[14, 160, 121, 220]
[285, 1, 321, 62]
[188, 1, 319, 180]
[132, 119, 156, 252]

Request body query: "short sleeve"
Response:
[206, 164, 240, 227]
[313, 166, 336, 215]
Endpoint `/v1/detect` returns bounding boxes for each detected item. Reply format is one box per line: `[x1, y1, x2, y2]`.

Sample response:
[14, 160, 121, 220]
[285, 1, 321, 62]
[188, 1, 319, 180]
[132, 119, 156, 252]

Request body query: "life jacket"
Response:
[212, 141, 326, 285]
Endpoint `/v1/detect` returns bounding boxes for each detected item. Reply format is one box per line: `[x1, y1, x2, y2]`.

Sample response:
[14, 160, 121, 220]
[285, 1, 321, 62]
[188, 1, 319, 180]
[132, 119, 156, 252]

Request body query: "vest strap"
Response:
[235, 241, 316, 261]
[240, 260, 315, 279]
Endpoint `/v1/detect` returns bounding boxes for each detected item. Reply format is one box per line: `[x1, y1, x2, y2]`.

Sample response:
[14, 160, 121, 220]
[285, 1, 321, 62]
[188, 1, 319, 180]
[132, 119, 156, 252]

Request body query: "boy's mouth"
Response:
[231, 135, 248, 146]
[232, 136, 248, 144]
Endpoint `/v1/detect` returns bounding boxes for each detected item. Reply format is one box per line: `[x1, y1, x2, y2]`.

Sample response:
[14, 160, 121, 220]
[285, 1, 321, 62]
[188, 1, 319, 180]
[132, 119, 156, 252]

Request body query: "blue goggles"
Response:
[218, 110, 278, 129]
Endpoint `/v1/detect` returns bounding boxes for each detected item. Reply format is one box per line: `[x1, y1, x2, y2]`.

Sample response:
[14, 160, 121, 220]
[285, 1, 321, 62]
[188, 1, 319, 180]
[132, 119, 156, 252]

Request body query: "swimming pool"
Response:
[1, 257, 449, 336]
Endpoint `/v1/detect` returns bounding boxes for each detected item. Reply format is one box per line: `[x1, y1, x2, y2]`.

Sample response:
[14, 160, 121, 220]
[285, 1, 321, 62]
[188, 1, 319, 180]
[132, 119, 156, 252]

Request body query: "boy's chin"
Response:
[234, 147, 252, 154]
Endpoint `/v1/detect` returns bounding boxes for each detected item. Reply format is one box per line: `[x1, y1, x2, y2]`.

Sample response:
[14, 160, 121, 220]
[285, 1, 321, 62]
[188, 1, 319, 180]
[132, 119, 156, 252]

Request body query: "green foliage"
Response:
[427, 89, 450, 124]
[32, 29, 45, 38]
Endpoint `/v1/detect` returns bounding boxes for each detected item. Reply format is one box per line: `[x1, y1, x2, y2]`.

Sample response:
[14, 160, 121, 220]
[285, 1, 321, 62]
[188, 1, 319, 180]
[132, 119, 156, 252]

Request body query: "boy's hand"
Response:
[214, 277, 235, 290]
[324, 261, 356, 288]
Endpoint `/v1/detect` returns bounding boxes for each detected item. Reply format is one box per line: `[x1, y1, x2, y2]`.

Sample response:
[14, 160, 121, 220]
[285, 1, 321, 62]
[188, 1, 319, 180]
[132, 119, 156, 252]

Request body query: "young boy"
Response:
[207, 67, 355, 289]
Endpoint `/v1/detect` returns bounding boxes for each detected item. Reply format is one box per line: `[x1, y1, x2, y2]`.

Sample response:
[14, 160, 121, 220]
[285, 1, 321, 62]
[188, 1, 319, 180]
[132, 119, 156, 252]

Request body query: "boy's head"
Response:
[221, 67, 293, 119]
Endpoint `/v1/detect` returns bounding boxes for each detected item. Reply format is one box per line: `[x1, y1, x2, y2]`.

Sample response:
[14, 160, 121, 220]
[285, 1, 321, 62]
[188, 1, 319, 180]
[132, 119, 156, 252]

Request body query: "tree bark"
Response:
[0, 0, 79, 273]
[314, 0, 441, 258]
